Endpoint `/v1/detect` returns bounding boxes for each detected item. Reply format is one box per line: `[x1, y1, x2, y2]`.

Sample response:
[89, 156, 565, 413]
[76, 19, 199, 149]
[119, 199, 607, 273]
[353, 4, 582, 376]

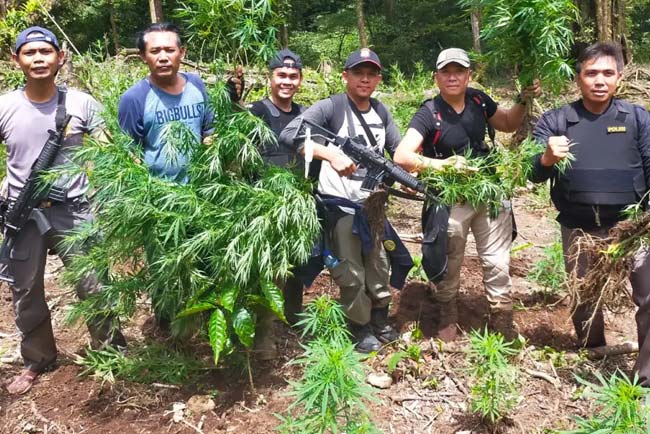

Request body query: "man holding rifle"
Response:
[280, 48, 406, 353]
[1, 27, 125, 395]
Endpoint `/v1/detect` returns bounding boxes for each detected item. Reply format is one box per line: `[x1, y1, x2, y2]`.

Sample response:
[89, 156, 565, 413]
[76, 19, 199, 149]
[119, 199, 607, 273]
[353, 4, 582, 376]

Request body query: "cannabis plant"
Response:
[459, 0, 578, 91]
[75, 343, 202, 385]
[175, 0, 280, 64]
[62, 57, 319, 365]
[278, 296, 379, 434]
[527, 240, 566, 297]
[467, 328, 521, 425]
[419, 137, 542, 214]
[555, 371, 650, 434]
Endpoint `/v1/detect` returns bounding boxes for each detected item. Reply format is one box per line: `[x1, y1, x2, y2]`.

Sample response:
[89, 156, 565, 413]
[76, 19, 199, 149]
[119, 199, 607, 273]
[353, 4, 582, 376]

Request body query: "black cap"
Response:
[344, 48, 381, 70]
[15, 26, 60, 54]
[268, 49, 302, 71]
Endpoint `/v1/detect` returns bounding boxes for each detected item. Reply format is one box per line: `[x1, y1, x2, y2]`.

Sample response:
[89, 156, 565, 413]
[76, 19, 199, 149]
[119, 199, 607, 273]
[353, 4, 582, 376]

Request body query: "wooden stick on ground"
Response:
[585, 341, 638, 360]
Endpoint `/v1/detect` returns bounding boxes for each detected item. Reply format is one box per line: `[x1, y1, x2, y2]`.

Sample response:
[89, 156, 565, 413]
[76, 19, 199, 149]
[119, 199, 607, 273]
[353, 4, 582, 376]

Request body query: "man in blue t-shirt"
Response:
[118, 22, 216, 183]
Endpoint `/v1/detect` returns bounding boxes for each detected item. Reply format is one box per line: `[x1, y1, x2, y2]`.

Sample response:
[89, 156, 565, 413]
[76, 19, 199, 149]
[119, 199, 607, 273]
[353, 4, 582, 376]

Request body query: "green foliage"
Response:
[60, 57, 319, 365]
[420, 137, 573, 213]
[420, 137, 543, 214]
[630, 0, 650, 63]
[407, 255, 428, 281]
[176, 0, 280, 64]
[467, 328, 521, 425]
[554, 371, 650, 434]
[278, 296, 379, 434]
[0, 0, 49, 56]
[75, 343, 202, 384]
[379, 63, 432, 133]
[527, 241, 566, 297]
[461, 0, 578, 91]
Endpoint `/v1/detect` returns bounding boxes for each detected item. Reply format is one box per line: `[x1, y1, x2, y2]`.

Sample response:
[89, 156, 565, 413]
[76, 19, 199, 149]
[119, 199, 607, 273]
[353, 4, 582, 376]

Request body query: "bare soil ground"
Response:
[0, 189, 640, 434]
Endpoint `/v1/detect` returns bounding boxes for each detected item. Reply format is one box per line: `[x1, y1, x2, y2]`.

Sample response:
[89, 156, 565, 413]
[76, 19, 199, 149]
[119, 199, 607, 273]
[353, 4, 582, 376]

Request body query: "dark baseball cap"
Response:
[15, 26, 60, 54]
[268, 49, 302, 71]
[344, 48, 382, 70]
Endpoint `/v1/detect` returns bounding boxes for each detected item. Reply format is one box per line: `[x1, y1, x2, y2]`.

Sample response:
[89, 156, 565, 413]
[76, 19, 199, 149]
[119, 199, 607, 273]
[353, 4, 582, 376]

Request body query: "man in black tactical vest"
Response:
[531, 42, 650, 386]
[249, 49, 306, 168]
[394, 48, 540, 342]
[248, 49, 324, 360]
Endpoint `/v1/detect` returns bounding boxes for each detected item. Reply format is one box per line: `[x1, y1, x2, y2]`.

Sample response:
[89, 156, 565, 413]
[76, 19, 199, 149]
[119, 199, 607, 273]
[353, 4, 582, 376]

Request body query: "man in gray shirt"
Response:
[280, 49, 402, 352]
[2, 26, 125, 395]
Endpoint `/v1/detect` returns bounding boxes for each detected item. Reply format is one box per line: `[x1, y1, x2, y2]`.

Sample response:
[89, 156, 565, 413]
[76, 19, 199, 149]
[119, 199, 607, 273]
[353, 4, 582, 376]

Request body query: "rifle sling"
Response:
[55, 87, 67, 130]
[346, 96, 379, 150]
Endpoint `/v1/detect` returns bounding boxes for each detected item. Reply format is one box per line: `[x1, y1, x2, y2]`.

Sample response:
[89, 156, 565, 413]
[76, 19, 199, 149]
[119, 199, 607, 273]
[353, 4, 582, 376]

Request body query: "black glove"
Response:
[226, 66, 245, 101]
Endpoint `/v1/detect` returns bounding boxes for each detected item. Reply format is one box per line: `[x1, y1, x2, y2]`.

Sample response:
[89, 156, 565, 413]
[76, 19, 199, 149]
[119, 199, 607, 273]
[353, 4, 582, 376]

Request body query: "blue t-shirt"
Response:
[118, 73, 213, 182]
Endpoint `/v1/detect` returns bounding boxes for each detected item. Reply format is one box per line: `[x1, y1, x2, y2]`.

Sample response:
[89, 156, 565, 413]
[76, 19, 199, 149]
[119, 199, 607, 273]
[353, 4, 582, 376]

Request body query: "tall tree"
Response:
[356, 0, 368, 47]
[149, 0, 163, 23]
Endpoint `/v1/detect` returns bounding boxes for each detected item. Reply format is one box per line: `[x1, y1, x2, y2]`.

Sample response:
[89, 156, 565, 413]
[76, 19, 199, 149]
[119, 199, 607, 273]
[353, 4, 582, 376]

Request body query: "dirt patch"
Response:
[0, 191, 640, 434]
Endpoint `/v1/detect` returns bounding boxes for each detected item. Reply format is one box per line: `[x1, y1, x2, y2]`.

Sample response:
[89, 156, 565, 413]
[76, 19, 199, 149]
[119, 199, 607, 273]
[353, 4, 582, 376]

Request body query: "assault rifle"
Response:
[0, 114, 72, 284]
[299, 118, 436, 201]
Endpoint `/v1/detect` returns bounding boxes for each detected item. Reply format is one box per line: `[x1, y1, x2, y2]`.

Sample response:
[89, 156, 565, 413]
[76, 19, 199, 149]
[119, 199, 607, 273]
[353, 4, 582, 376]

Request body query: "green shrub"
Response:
[527, 241, 566, 297]
[554, 371, 650, 434]
[277, 296, 379, 434]
[467, 328, 521, 425]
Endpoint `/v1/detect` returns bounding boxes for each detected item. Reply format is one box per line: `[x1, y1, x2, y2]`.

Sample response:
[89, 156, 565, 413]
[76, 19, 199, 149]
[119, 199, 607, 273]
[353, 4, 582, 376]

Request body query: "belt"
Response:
[38, 196, 85, 209]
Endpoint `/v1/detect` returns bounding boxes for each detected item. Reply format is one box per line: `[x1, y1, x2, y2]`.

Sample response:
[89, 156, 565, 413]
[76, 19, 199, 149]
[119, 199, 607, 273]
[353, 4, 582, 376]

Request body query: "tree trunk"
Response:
[149, 0, 164, 23]
[470, 8, 481, 53]
[107, 0, 119, 54]
[279, 24, 289, 49]
[356, 0, 368, 48]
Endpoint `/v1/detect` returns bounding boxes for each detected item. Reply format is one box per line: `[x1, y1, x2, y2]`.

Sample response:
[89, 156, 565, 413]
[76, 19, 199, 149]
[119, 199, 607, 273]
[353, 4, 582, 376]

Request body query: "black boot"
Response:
[349, 323, 381, 353]
[370, 307, 399, 344]
[283, 276, 304, 326]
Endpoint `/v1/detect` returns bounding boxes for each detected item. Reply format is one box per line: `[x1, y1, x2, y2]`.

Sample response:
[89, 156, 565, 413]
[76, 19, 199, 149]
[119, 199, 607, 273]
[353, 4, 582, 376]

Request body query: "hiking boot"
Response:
[349, 323, 382, 353]
[435, 299, 459, 342]
[489, 308, 517, 341]
[370, 307, 399, 344]
[254, 310, 277, 361]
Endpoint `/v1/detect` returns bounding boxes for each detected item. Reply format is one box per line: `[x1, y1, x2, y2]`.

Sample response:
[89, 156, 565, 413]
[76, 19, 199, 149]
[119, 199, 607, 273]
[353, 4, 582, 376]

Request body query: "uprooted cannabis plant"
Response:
[419, 137, 572, 214]
[59, 56, 319, 364]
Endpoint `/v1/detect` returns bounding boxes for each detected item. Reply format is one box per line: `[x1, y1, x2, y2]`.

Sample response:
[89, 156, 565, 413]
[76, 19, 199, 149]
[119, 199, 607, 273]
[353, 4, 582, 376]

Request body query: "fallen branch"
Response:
[585, 341, 638, 360]
[524, 368, 559, 387]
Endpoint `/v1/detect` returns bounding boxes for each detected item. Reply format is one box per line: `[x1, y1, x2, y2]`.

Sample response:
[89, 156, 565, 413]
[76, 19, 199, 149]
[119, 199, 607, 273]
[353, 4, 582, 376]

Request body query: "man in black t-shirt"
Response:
[394, 48, 540, 342]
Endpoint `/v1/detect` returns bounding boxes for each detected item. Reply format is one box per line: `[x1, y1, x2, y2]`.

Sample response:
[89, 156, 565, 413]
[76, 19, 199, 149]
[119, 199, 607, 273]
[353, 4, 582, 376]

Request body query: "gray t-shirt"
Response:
[279, 95, 401, 208]
[0, 88, 104, 199]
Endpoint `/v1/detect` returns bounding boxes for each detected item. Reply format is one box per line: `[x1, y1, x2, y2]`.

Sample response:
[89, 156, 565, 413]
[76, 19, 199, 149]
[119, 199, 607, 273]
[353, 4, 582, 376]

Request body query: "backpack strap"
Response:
[468, 89, 495, 144]
[328, 93, 349, 133]
[369, 97, 389, 128]
[260, 98, 280, 118]
[423, 98, 443, 155]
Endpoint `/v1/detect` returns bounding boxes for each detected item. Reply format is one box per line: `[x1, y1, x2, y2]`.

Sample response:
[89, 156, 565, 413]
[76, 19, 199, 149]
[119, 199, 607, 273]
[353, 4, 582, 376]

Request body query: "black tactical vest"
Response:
[556, 100, 645, 206]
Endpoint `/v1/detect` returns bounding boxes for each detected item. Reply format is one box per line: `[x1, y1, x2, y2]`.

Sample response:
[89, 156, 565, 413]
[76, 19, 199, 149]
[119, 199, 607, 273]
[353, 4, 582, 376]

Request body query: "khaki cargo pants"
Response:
[9, 199, 124, 373]
[430, 202, 513, 309]
[329, 215, 391, 325]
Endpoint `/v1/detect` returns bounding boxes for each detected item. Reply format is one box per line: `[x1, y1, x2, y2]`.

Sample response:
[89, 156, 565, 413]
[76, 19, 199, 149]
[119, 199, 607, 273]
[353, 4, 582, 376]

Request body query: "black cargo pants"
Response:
[9, 198, 125, 373]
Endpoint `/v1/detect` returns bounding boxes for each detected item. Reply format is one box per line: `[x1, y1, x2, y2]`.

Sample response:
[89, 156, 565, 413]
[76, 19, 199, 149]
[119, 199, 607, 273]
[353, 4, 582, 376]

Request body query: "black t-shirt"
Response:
[249, 98, 304, 168]
[408, 88, 498, 159]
